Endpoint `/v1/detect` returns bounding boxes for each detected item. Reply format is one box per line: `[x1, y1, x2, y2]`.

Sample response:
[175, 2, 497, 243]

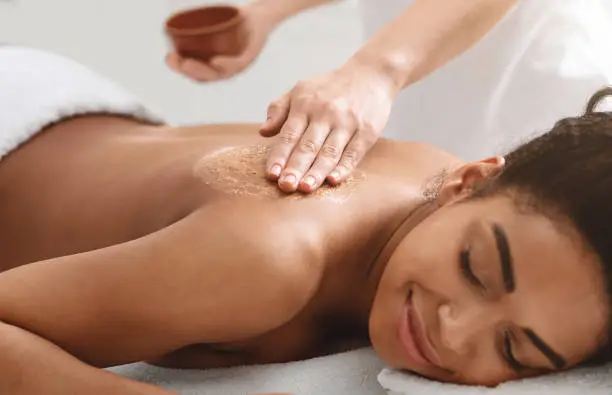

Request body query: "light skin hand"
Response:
[166, 1, 274, 82]
[260, 61, 397, 193]
[261, 0, 518, 193]
[165, 0, 339, 81]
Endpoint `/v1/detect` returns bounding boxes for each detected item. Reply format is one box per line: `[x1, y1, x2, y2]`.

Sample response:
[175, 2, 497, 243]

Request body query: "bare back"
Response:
[0, 115, 462, 368]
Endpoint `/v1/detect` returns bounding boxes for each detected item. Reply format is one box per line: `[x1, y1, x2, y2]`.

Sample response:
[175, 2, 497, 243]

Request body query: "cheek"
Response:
[513, 283, 608, 363]
[390, 219, 464, 295]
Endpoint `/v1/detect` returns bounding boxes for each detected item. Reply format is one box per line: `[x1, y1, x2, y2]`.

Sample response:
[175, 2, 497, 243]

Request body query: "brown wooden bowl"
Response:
[165, 5, 248, 62]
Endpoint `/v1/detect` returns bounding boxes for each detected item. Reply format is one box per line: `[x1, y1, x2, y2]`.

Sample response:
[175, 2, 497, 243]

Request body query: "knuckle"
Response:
[341, 149, 360, 168]
[321, 100, 342, 114]
[298, 138, 319, 154]
[322, 100, 350, 120]
[280, 126, 301, 145]
[334, 116, 354, 130]
[295, 80, 309, 92]
[295, 96, 314, 109]
[267, 101, 281, 112]
[320, 144, 341, 159]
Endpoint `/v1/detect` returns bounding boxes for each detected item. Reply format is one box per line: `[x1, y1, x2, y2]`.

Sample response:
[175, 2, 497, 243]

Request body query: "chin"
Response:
[368, 284, 451, 383]
[368, 292, 423, 373]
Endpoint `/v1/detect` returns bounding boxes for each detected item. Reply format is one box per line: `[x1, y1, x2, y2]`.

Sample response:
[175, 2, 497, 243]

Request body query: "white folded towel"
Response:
[0, 46, 163, 159]
[378, 362, 612, 395]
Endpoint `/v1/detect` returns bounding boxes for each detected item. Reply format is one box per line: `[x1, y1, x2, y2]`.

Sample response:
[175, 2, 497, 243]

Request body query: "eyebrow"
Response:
[523, 328, 567, 369]
[491, 224, 515, 293]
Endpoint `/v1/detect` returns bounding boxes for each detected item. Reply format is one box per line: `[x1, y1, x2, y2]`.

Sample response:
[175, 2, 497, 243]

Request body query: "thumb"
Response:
[165, 52, 182, 72]
[208, 48, 253, 76]
[260, 94, 290, 137]
[208, 54, 241, 71]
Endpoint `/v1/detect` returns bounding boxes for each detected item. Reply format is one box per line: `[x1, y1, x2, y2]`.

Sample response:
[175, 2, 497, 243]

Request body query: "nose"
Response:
[438, 303, 491, 356]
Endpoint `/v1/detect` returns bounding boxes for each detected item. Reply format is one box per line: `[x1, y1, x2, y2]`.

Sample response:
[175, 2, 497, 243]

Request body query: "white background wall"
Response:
[0, 0, 363, 125]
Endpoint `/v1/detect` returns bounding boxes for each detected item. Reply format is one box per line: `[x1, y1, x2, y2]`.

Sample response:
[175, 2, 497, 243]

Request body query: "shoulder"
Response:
[224, 202, 325, 306]
[368, 139, 464, 174]
[162, 203, 325, 339]
[374, 139, 461, 161]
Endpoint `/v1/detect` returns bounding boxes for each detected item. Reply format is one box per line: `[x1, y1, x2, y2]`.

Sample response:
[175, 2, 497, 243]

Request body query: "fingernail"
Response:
[302, 175, 316, 188]
[329, 171, 340, 181]
[269, 164, 281, 177]
[281, 173, 296, 185]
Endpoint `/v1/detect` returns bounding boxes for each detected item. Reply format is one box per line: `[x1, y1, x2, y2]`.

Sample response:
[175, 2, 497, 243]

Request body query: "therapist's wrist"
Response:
[245, 0, 286, 28]
[247, 0, 305, 27]
[248, 0, 338, 27]
[345, 51, 417, 95]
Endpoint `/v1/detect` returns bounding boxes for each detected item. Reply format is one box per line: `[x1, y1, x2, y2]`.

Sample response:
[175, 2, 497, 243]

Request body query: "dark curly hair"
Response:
[472, 87, 612, 366]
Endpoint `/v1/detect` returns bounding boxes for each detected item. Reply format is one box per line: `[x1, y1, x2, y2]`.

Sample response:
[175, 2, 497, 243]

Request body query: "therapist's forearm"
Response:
[347, 0, 518, 92]
[248, 0, 340, 26]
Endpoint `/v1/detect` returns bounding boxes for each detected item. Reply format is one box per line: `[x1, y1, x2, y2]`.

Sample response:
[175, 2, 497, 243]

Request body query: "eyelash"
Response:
[460, 248, 526, 373]
[459, 247, 486, 291]
[503, 330, 526, 372]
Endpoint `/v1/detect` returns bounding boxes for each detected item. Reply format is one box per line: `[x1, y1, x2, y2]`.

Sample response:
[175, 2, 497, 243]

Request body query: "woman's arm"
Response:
[348, 0, 519, 90]
[0, 322, 175, 394]
[0, 204, 319, 394]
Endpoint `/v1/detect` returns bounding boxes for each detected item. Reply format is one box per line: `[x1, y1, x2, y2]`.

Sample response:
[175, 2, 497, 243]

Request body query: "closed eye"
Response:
[503, 330, 527, 373]
[459, 248, 485, 291]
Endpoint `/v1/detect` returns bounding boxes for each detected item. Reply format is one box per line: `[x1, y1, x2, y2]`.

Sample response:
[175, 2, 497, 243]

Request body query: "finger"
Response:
[299, 127, 354, 193]
[280, 122, 333, 193]
[180, 58, 222, 82]
[165, 52, 182, 72]
[208, 54, 249, 76]
[328, 127, 376, 185]
[260, 94, 290, 137]
[265, 114, 308, 184]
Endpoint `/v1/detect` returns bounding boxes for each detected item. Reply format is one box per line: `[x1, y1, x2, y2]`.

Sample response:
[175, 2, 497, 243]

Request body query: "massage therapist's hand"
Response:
[260, 60, 397, 193]
[166, 1, 273, 82]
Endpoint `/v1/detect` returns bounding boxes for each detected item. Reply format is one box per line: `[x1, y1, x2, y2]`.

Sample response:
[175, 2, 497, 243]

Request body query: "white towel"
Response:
[109, 348, 387, 395]
[0, 46, 163, 159]
[378, 362, 612, 395]
[110, 347, 612, 395]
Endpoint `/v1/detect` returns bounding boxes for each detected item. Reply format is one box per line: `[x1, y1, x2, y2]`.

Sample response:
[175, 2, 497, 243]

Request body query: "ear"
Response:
[437, 156, 505, 205]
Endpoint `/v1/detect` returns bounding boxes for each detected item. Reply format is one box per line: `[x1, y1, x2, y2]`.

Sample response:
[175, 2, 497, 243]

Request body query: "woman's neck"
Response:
[323, 197, 442, 325]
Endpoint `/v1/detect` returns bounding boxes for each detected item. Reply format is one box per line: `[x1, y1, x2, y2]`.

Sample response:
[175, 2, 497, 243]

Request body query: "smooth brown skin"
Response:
[0, 116, 607, 393]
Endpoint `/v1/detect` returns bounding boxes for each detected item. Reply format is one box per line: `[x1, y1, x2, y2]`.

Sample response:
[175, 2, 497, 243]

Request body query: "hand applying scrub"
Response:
[261, 61, 397, 193]
[166, 0, 518, 193]
[259, 0, 518, 193]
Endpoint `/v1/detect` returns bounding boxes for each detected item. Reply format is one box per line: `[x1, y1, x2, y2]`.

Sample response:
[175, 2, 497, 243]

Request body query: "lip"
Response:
[398, 289, 442, 369]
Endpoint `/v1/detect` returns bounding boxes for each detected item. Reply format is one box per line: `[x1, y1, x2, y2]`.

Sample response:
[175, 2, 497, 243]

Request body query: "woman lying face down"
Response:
[0, 87, 610, 394]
